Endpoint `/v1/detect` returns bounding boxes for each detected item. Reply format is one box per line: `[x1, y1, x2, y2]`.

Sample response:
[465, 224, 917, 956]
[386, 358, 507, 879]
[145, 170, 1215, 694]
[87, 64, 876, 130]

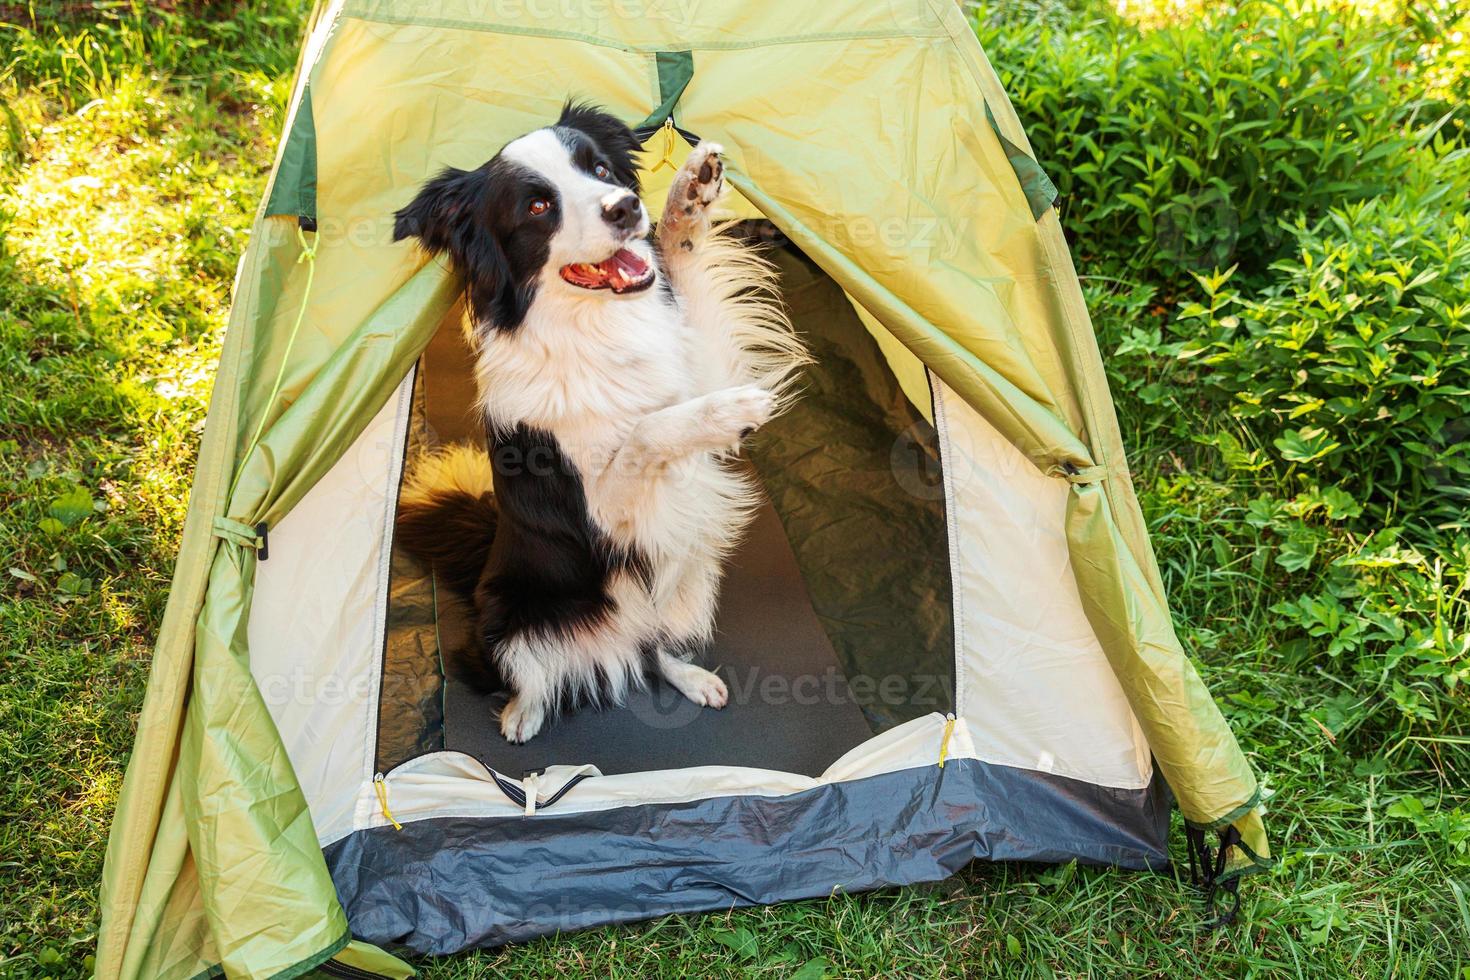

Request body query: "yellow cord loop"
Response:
[650, 117, 677, 173]
[373, 774, 403, 831]
[938, 714, 957, 769]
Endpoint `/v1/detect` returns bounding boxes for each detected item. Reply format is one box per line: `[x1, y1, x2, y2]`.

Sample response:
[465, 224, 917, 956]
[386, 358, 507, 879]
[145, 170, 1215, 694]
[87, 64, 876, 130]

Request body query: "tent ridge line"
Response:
[338, 8, 947, 53]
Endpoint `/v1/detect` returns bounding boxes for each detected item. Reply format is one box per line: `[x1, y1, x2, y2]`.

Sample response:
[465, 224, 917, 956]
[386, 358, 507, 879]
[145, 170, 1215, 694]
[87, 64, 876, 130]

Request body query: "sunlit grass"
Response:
[0, 2, 1467, 978]
[0, 6, 301, 974]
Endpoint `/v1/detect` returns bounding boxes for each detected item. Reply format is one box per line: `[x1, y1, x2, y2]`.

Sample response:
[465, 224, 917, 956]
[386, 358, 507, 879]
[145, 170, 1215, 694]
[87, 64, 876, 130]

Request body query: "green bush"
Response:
[1175, 192, 1470, 530]
[977, 0, 1466, 285]
[986, 1, 1470, 836]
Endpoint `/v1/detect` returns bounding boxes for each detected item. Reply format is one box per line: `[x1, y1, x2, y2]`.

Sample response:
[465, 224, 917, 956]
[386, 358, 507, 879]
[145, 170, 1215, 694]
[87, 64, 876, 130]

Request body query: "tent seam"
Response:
[361, 369, 418, 818]
[268, 929, 353, 980]
[927, 372, 967, 719]
[1184, 786, 1264, 832]
[338, 8, 947, 52]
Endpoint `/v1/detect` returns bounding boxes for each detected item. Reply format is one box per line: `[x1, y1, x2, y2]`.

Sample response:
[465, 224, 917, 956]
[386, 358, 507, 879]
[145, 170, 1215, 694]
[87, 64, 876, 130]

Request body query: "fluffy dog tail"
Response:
[395, 444, 497, 602]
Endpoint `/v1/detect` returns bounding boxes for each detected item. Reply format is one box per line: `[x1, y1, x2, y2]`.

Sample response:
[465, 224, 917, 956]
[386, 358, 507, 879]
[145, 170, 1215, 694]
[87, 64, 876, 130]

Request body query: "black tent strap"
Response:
[315, 958, 397, 980]
[1185, 823, 1244, 929]
[210, 517, 269, 561]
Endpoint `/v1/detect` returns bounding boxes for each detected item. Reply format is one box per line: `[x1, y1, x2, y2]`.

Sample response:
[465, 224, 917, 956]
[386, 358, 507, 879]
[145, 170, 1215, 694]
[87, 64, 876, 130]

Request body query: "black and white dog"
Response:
[392, 104, 806, 743]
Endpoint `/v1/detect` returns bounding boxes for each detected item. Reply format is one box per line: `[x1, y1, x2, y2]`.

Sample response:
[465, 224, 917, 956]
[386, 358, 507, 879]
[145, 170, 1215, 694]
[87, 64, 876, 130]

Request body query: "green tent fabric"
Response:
[97, 2, 1269, 976]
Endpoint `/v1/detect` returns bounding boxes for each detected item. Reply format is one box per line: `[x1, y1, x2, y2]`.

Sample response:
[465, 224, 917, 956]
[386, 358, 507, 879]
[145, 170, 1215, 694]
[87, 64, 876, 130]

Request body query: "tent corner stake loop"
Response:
[373, 773, 403, 831]
[1185, 823, 1244, 929]
[937, 714, 956, 768]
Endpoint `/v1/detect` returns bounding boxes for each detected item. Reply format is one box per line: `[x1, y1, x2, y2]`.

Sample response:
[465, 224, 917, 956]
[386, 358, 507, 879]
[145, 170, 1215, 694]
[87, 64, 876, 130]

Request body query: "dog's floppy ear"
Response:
[393, 165, 485, 255]
[394, 166, 527, 328]
[458, 216, 529, 329]
[557, 101, 642, 193]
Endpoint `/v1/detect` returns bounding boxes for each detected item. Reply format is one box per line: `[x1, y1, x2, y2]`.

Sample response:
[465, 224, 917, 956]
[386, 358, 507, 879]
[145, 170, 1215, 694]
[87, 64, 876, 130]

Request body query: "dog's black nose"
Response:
[602, 193, 641, 231]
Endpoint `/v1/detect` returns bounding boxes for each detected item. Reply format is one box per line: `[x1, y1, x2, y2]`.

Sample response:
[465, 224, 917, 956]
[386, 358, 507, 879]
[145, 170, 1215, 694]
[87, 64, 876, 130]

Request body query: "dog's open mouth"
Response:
[559, 248, 655, 294]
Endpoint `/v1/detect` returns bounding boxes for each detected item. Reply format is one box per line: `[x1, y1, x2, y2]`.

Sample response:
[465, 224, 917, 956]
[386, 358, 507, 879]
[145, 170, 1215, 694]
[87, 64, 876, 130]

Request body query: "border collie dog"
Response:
[392, 104, 806, 743]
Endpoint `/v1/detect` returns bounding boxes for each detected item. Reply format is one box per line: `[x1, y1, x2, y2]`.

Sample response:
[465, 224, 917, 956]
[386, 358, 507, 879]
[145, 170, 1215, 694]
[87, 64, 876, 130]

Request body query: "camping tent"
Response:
[96, 1, 1271, 976]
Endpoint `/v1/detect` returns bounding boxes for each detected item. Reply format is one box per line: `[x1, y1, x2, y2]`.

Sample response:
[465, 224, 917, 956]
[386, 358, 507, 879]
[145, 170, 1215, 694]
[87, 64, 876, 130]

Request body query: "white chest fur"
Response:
[471, 276, 751, 564]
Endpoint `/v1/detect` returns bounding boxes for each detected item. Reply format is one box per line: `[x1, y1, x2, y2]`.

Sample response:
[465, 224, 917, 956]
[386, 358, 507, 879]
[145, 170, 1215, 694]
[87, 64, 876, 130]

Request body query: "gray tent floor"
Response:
[444, 501, 875, 778]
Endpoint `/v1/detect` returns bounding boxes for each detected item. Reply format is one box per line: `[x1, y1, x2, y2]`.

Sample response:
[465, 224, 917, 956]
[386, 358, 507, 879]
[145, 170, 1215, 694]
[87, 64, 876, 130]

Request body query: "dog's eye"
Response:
[593, 162, 612, 181]
[528, 199, 552, 217]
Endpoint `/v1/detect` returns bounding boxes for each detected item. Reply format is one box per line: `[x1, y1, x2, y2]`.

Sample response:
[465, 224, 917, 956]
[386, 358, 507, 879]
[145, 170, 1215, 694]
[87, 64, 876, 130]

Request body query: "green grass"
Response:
[0, 2, 1467, 978]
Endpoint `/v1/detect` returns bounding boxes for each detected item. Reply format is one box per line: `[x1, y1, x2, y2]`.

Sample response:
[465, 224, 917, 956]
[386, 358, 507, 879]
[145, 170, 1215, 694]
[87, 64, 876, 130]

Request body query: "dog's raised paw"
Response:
[681, 142, 724, 209]
[498, 695, 546, 743]
[661, 142, 725, 244]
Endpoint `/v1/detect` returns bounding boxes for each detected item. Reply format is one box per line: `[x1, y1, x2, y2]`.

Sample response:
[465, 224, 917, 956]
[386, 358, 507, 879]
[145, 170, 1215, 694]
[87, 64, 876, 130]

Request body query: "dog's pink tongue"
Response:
[602, 248, 650, 291]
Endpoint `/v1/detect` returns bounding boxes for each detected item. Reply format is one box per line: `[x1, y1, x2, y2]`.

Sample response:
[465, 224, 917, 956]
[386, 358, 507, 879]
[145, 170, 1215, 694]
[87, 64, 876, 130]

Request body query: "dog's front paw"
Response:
[702, 384, 776, 448]
[499, 695, 546, 743]
[660, 142, 725, 251]
[662, 660, 729, 709]
[683, 667, 729, 709]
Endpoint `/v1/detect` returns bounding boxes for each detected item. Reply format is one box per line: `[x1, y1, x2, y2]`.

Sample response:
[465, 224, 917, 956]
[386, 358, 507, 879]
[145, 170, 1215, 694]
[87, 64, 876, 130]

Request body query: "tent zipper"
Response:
[632, 114, 702, 150]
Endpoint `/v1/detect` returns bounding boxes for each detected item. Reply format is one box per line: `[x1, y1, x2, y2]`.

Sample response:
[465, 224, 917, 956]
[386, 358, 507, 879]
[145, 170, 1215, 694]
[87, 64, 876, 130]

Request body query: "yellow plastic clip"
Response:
[651, 117, 677, 173]
[373, 773, 403, 831]
[938, 714, 957, 769]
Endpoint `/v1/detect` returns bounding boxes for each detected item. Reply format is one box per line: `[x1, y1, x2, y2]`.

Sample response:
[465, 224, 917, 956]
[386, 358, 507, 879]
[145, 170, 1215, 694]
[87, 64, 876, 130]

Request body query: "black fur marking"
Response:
[555, 101, 642, 193]
[393, 103, 644, 334]
[469, 424, 649, 694]
[392, 160, 552, 330]
[394, 485, 498, 601]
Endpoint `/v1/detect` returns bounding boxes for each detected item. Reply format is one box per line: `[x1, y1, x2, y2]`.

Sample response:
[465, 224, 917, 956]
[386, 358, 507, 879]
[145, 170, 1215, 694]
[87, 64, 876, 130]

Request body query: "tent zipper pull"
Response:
[651, 117, 677, 173]
[938, 713, 957, 769]
[373, 773, 402, 831]
[522, 773, 539, 816]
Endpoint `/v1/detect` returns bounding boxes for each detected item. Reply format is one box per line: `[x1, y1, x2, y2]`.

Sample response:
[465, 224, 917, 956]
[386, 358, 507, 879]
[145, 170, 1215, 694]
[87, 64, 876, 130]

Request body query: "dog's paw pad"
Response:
[664, 143, 725, 230]
[498, 696, 545, 743]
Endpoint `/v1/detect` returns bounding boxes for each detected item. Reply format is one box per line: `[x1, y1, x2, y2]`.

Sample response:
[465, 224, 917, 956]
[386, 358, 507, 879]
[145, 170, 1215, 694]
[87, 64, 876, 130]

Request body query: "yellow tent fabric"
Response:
[97, 2, 1268, 976]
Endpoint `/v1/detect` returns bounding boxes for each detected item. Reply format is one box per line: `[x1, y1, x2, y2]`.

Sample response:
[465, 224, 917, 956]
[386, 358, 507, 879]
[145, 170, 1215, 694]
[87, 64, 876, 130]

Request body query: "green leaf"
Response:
[48, 486, 95, 527]
[1385, 796, 1427, 820]
[1276, 527, 1319, 573]
[712, 927, 759, 961]
[1319, 486, 1363, 520]
[56, 572, 92, 596]
[37, 517, 65, 536]
[790, 959, 831, 980]
[1006, 934, 1023, 957]
[1274, 427, 1341, 463]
